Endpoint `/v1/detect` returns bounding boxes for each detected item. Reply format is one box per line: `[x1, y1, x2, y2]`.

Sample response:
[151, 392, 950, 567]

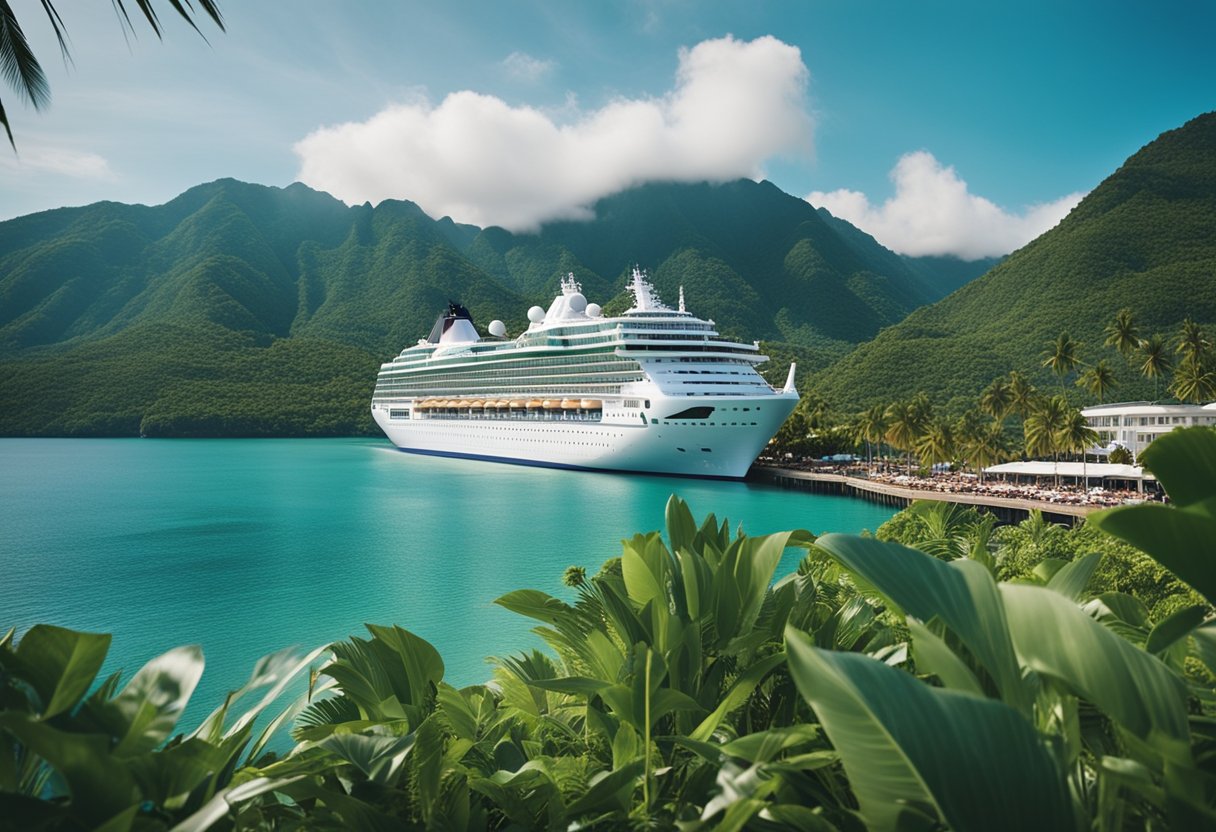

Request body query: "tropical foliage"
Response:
[5, 427, 1216, 829]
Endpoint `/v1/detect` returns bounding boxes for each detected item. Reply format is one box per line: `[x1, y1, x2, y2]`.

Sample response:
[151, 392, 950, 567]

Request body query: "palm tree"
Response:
[1007, 371, 1040, 419]
[916, 418, 954, 473]
[967, 421, 1011, 483]
[979, 376, 1013, 421]
[1174, 317, 1212, 367]
[1169, 356, 1216, 404]
[1138, 334, 1172, 400]
[0, 1, 224, 148]
[1103, 308, 1140, 363]
[854, 403, 888, 470]
[1056, 408, 1100, 489]
[1076, 359, 1119, 404]
[1023, 394, 1070, 487]
[1041, 331, 1083, 393]
[885, 400, 927, 475]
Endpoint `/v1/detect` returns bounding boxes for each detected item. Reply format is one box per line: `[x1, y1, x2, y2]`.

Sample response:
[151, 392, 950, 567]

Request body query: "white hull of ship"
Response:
[372, 397, 796, 479]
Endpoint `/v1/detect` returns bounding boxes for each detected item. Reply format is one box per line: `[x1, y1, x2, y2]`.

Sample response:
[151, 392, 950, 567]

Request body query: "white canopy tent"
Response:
[982, 461, 1155, 491]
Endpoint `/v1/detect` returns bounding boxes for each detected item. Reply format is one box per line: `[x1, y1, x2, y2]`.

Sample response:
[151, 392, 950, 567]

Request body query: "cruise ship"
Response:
[370, 269, 799, 478]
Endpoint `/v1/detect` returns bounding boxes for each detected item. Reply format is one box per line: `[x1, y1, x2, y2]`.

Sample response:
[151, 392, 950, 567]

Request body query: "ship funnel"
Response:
[782, 363, 798, 395]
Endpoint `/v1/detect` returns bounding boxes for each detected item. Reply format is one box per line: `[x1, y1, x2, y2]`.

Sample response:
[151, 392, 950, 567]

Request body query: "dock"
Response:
[750, 467, 1098, 525]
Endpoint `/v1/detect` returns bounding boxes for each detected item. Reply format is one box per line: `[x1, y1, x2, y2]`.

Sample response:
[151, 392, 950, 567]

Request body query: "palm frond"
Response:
[0, 2, 50, 108]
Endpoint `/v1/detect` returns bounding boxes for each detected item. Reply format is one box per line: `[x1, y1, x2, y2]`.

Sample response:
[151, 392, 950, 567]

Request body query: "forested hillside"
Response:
[0, 178, 944, 436]
[812, 111, 1216, 412]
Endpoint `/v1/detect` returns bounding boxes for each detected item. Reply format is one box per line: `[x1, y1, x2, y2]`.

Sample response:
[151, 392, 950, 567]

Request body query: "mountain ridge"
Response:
[0, 176, 969, 436]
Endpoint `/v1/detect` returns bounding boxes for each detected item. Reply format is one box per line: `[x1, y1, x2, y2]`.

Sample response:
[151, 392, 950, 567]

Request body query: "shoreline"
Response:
[749, 465, 1099, 525]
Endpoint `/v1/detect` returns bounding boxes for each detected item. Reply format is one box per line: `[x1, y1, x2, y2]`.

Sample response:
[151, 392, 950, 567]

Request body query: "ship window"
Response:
[665, 406, 715, 420]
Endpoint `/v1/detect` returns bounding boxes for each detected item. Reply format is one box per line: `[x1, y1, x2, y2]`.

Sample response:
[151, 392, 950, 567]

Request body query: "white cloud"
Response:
[0, 147, 116, 180]
[808, 151, 1085, 259]
[501, 51, 556, 82]
[294, 35, 811, 231]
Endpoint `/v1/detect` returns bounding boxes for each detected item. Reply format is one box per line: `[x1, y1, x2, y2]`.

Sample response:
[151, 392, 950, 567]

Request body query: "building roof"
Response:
[1081, 400, 1215, 416]
[983, 461, 1154, 480]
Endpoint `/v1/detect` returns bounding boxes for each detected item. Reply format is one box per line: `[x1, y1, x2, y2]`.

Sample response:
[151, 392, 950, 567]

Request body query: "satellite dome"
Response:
[488, 320, 506, 337]
[585, 303, 602, 318]
[527, 305, 545, 323]
[568, 292, 587, 313]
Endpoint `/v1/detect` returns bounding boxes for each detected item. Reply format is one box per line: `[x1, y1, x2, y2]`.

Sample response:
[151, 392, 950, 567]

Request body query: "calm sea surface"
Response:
[1, 438, 893, 726]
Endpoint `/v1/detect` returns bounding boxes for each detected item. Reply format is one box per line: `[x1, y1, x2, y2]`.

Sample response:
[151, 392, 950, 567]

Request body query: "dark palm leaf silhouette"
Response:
[0, 0, 223, 148]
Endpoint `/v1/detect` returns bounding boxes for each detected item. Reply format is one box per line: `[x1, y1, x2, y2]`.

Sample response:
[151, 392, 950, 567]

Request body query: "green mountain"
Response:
[814, 207, 1002, 301]
[811, 111, 1216, 412]
[0, 178, 945, 436]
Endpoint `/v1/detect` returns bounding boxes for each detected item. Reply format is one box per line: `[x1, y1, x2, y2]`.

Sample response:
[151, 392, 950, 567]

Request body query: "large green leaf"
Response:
[786, 628, 1071, 832]
[93, 645, 205, 756]
[1045, 552, 1103, 602]
[1145, 606, 1210, 655]
[688, 652, 786, 743]
[0, 714, 138, 826]
[493, 589, 573, 625]
[908, 618, 984, 696]
[665, 494, 698, 553]
[4, 625, 112, 719]
[621, 533, 669, 610]
[813, 533, 1029, 712]
[364, 624, 445, 706]
[1000, 584, 1191, 759]
[1090, 427, 1216, 606]
[1090, 503, 1216, 607]
[319, 731, 416, 786]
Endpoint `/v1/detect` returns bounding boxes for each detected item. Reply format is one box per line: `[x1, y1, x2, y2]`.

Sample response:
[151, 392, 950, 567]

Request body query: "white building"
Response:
[1082, 401, 1216, 458]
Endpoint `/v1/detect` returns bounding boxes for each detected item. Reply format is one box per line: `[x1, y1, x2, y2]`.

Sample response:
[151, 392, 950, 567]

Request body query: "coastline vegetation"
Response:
[4, 427, 1215, 829]
[770, 313, 1215, 474]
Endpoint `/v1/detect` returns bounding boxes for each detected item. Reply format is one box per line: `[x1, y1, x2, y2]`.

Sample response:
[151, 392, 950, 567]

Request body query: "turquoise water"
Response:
[0, 438, 893, 726]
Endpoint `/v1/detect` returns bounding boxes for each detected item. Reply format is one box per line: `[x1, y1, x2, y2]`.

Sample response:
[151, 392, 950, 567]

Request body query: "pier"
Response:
[750, 467, 1098, 526]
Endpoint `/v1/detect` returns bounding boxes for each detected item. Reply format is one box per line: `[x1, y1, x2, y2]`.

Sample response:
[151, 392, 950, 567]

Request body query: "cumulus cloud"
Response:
[501, 51, 555, 82]
[808, 151, 1085, 260]
[294, 35, 811, 231]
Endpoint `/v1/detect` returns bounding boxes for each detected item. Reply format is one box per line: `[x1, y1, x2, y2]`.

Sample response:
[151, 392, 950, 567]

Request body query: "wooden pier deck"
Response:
[750, 467, 1098, 525]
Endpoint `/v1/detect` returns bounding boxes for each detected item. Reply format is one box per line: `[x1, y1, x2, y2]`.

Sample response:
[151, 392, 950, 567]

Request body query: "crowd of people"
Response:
[757, 457, 1161, 507]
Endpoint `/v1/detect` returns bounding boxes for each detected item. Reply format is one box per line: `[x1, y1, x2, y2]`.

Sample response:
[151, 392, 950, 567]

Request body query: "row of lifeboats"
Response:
[414, 398, 603, 411]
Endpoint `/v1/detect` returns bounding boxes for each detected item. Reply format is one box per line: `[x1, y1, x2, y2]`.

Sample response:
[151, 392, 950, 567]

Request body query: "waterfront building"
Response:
[1081, 401, 1216, 458]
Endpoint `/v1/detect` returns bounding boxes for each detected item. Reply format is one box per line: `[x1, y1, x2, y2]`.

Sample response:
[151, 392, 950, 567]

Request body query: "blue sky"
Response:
[2, 0, 1212, 258]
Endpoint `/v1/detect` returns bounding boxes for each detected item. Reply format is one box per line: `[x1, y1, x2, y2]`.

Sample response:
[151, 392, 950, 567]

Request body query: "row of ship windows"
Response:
[380, 364, 639, 381]
[380, 372, 640, 386]
[376, 376, 644, 392]
[386, 354, 638, 374]
[389, 412, 760, 428]
[373, 386, 625, 401]
[409, 429, 623, 442]
[389, 350, 636, 371]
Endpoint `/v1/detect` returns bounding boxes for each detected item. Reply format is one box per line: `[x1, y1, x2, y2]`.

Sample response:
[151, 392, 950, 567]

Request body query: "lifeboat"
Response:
[580, 399, 603, 410]
[542, 399, 560, 410]
[508, 400, 524, 409]
[560, 398, 578, 409]
[526, 400, 543, 409]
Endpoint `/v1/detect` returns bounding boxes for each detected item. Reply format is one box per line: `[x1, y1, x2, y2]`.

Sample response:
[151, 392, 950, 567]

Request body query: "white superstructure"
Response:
[370, 269, 799, 478]
[1082, 400, 1216, 459]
